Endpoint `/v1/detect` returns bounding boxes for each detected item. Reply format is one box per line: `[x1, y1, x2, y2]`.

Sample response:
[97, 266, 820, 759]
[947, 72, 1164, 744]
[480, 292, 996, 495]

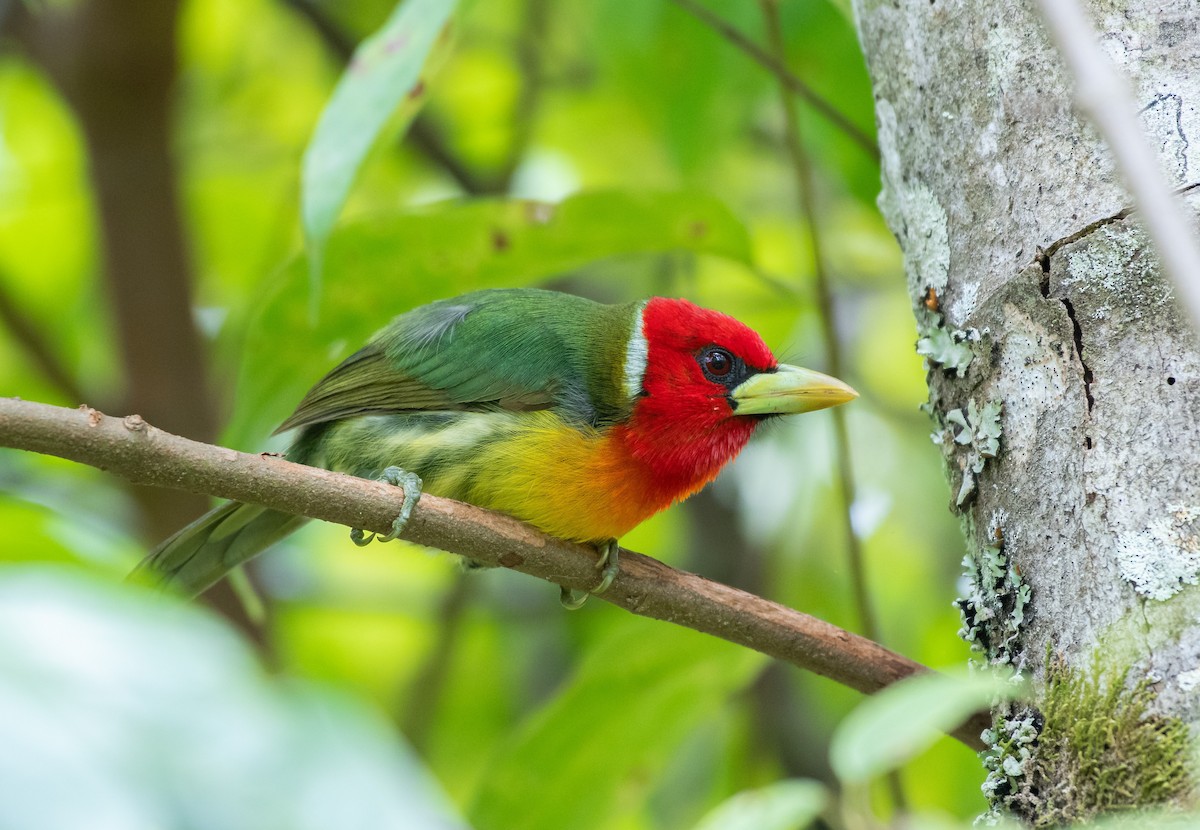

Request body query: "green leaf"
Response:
[1088, 810, 1200, 829]
[829, 669, 1023, 784]
[225, 190, 753, 445]
[301, 0, 457, 292]
[467, 618, 764, 830]
[0, 566, 470, 830]
[690, 780, 827, 830]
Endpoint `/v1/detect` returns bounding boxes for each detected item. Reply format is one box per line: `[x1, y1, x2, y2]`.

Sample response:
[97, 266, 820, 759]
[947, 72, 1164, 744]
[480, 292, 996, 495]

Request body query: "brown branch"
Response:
[668, 0, 878, 160]
[0, 396, 990, 751]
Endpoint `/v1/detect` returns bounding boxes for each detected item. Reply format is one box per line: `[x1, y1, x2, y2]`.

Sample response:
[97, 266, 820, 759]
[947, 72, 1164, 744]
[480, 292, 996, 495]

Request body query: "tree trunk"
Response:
[852, 0, 1198, 821]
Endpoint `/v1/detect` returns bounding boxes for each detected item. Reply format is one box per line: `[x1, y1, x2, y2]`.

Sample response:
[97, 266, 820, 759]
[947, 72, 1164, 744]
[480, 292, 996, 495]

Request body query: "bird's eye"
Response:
[702, 348, 734, 378]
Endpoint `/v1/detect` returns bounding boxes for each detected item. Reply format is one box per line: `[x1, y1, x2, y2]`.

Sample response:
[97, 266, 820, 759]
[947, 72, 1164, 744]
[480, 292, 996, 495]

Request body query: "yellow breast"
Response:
[464, 412, 675, 542]
[319, 411, 682, 543]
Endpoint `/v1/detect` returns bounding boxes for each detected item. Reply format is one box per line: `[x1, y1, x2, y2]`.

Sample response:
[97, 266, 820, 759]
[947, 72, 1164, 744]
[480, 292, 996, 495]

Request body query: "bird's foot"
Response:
[349, 466, 423, 547]
[594, 538, 620, 593]
[560, 538, 620, 610]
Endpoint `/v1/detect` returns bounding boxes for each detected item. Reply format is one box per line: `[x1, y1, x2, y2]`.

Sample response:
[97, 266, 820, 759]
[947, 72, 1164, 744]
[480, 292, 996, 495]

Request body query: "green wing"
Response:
[275, 289, 634, 434]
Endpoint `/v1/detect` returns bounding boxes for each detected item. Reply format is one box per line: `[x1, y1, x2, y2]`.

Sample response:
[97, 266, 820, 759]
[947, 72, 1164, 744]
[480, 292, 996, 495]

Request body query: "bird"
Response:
[140, 287, 857, 605]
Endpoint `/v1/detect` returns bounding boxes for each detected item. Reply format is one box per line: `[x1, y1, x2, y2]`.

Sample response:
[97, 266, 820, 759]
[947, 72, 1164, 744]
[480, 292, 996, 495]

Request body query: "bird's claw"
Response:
[594, 538, 620, 594]
[559, 538, 620, 610]
[377, 466, 423, 541]
[348, 466, 423, 548]
[559, 586, 589, 610]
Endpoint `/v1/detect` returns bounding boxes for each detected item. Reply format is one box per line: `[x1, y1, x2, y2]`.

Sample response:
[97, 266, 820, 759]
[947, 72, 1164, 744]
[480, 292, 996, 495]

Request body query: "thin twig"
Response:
[409, 117, 495, 194]
[762, 1, 904, 809]
[0, 397, 989, 750]
[760, 0, 879, 644]
[280, 0, 495, 195]
[492, 0, 549, 192]
[401, 572, 473, 750]
[283, 0, 355, 59]
[669, 0, 878, 160]
[0, 0, 14, 36]
[0, 276, 87, 404]
[1034, 0, 1200, 334]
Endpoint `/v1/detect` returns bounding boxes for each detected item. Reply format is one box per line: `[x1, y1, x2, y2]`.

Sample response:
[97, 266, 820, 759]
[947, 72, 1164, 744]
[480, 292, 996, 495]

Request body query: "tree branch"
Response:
[0, 397, 989, 751]
[668, 0, 878, 160]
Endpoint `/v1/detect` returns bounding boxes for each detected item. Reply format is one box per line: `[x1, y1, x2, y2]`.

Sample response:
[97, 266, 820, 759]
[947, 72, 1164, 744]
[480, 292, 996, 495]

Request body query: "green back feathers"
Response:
[276, 289, 642, 435]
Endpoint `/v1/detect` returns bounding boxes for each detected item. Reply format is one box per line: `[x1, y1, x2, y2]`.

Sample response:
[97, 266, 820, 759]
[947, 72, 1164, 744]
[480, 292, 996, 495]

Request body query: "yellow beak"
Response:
[729, 364, 858, 416]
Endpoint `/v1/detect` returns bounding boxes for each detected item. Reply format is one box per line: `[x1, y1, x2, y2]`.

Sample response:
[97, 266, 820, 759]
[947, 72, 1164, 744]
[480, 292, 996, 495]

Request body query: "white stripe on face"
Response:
[623, 301, 649, 402]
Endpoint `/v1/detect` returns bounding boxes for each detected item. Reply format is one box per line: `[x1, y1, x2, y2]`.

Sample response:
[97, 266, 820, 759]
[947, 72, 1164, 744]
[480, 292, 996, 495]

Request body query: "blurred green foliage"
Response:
[830, 669, 1023, 785]
[0, 0, 996, 826]
[0, 567, 470, 830]
[301, 0, 458, 275]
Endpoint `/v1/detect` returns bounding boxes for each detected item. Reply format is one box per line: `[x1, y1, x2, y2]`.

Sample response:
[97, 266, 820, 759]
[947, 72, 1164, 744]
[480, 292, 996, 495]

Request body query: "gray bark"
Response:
[851, 0, 1200, 807]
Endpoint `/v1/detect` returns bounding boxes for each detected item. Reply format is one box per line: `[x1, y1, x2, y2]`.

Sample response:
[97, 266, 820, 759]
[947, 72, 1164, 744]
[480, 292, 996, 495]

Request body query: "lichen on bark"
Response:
[958, 518, 1029, 671]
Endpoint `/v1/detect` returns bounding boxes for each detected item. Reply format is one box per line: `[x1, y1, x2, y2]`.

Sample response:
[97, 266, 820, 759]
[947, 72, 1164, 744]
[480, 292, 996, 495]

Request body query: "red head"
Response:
[617, 297, 780, 493]
[614, 297, 855, 506]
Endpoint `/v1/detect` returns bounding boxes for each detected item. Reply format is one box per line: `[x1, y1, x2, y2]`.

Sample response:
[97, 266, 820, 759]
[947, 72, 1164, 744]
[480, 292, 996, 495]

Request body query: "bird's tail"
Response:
[135, 501, 307, 597]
